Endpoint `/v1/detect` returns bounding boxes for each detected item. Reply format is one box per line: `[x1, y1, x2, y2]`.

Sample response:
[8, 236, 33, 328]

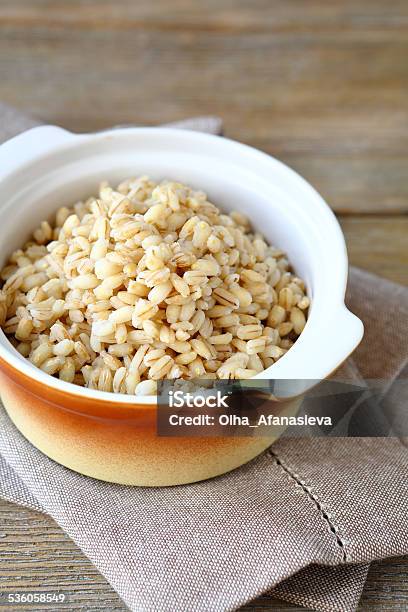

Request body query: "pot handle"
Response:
[261, 306, 364, 399]
[0, 126, 77, 180]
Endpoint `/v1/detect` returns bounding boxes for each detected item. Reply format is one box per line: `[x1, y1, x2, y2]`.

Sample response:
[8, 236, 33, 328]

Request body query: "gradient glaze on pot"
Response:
[0, 355, 295, 485]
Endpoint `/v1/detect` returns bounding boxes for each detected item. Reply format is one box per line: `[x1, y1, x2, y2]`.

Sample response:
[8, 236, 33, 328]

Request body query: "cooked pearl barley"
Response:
[53, 339, 75, 356]
[15, 318, 33, 341]
[41, 356, 65, 375]
[0, 177, 308, 393]
[59, 358, 76, 382]
[31, 343, 54, 367]
[290, 307, 306, 334]
[237, 324, 263, 340]
[246, 338, 267, 355]
[135, 379, 157, 396]
[109, 306, 134, 324]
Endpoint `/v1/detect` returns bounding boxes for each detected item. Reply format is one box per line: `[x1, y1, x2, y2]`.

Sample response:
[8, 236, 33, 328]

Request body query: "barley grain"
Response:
[237, 324, 263, 340]
[0, 177, 308, 393]
[290, 307, 306, 334]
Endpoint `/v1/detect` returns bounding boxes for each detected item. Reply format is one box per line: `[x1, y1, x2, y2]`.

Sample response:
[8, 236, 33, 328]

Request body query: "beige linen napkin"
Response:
[0, 103, 407, 612]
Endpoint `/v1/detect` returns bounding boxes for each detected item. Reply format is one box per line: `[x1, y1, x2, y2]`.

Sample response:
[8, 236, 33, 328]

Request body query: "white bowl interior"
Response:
[0, 127, 361, 403]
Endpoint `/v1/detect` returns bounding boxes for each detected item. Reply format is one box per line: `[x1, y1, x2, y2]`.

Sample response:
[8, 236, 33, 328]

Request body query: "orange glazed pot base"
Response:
[0, 362, 301, 486]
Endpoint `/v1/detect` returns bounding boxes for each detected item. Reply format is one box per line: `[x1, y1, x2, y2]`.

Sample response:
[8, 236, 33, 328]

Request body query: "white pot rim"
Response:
[0, 125, 364, 405]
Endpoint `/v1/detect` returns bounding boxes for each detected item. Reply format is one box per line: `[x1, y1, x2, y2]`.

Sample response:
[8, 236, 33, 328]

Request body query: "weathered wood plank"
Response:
[340, 216, 408, 286]
[1, 0, 408, 30]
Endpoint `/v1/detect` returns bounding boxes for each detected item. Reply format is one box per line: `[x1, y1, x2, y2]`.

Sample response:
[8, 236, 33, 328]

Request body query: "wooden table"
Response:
[0, 1, 407, 610]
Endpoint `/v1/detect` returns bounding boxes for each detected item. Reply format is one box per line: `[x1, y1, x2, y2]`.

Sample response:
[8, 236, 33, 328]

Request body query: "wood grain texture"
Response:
[341, 216, 408, 285]
[0, 1, 407, 213]
[0, 1, 407, 610]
